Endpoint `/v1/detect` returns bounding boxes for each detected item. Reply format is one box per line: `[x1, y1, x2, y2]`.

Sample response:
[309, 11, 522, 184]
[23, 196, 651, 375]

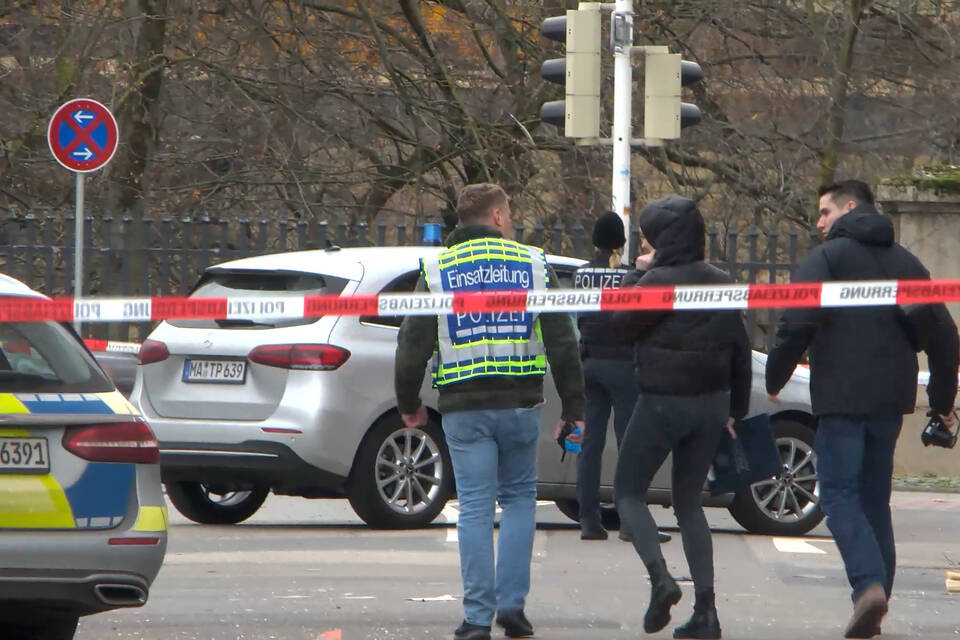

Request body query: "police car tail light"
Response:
[248, 344, 350, 371]
[63, 420, 160, 464]
[138, 340, 169, 365]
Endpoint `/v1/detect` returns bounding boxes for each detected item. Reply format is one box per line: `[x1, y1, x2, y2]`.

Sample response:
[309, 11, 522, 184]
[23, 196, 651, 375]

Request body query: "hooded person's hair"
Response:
[591, 211, 627, 268]
[638, 196, 706, 268]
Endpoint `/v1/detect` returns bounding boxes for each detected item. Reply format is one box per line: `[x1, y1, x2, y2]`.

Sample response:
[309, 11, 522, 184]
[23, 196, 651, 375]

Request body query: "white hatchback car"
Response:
[132, 246, 820, 535]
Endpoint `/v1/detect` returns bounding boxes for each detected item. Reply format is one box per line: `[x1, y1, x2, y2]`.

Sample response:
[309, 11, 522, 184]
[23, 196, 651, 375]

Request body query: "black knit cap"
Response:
[591, 211, 626, 249]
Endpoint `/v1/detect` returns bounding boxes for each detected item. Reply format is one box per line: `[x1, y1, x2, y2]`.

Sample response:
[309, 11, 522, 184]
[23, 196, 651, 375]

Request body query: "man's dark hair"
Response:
[818, 180, 875, 207]
[456, 183, 508, 224]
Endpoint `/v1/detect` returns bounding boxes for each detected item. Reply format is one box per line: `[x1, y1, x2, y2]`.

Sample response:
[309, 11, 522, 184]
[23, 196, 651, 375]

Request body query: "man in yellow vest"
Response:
[395, 183, 586, 640]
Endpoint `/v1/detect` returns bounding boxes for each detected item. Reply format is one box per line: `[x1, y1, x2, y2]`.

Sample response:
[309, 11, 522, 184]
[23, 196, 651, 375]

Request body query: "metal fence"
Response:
[0, 212, 819, 348]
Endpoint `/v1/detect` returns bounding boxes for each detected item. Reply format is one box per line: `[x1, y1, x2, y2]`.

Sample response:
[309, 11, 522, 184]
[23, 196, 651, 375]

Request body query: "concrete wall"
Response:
[877, 182, 960, 475]
[897, 387, 958, 476]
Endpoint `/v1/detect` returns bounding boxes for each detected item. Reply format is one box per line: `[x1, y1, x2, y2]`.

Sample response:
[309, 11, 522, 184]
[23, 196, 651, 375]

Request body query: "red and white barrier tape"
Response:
[4, 278, 960, 324]
[82, 339, 141, 354]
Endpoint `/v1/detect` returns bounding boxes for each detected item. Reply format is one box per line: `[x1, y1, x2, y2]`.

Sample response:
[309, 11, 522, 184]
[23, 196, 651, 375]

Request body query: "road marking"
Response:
[441, 504, 460, 542]
[772, 537, 828, 554]
[164, 549, 458, 566]
[442, 500, 553, 544]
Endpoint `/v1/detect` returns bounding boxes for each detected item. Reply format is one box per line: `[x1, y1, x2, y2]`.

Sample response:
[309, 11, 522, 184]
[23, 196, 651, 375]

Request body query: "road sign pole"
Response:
[610, 0, 634, 264]
[74, 172, 84, 334]
[47, 97, 118, 334]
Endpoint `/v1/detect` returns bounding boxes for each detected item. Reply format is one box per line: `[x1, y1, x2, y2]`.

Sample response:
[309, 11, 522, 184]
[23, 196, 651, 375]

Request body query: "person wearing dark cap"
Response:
[572, 212, 671, 545]
[613, 196, 751, 639]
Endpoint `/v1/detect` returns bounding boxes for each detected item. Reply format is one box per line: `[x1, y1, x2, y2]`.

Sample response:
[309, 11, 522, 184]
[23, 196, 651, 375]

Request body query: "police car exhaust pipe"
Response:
[94, 583, 147, 607]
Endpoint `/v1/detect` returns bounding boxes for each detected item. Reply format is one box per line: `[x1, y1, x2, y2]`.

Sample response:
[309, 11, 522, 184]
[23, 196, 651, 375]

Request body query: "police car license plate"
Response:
[182, 359, 247, 384]
[0, 437, 50, 473]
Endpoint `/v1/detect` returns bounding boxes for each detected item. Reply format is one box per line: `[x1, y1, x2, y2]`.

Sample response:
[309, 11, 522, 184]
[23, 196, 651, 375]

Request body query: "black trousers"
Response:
[614, 391, 727, 592]
[576, 357, 638, 524]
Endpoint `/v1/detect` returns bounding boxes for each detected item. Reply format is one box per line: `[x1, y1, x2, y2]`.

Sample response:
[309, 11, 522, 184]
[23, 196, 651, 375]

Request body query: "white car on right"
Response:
[131, 245, 819, 536]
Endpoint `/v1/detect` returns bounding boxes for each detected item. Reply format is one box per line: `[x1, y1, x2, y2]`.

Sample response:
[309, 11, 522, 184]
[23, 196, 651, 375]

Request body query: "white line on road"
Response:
[441, 504, 460, 543]
[442, 500, 555, 544]
[772, 537, 829, 554]
[164, 549, 458, 566]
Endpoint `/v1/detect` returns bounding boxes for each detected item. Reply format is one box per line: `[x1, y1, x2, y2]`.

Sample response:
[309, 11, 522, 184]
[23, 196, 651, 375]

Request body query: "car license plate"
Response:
[182, 359, 247, 384]
[0, 437, 50, 474]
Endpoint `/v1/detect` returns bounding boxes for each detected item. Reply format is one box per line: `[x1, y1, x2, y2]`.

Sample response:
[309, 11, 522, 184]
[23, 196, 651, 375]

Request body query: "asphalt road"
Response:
[76, 492, 960, 640]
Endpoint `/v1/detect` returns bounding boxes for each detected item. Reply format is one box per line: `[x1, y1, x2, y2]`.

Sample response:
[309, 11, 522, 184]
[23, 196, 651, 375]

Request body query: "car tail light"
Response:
[138, 339, 169, 365]
[63, 420, 160, 464]
[248, 344, 350, 371]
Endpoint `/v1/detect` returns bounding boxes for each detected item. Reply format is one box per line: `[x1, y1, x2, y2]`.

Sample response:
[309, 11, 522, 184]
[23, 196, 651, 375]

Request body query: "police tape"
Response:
[83, 339, 141, 354]
[4, 278, 960, 324]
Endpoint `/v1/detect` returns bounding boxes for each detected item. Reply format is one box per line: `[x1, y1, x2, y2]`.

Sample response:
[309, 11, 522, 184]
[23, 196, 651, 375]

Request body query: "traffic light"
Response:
[643, 47, 703, 141]
[539, 5, 601, 138]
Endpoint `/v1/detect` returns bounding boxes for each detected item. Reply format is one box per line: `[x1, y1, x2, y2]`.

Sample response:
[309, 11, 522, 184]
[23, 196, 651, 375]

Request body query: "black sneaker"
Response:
[495, 610, 534, 638]
[454, 620, 491, 640]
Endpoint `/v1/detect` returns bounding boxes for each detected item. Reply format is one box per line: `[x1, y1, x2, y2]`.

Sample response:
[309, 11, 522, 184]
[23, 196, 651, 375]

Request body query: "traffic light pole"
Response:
[610, 1, 634, 264]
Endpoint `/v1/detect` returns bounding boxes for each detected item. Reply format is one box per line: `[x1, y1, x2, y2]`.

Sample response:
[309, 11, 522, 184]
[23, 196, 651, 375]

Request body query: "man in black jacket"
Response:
[766, 180, 959, 639]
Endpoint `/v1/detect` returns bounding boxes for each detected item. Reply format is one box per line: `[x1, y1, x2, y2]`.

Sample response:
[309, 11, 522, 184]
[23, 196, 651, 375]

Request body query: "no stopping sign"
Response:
[47, 98, 119, 173]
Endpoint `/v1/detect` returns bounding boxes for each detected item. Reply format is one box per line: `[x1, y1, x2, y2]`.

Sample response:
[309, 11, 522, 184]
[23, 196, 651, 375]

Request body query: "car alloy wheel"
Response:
[751, 435, 820, 523]
[375, 426, 445, 516]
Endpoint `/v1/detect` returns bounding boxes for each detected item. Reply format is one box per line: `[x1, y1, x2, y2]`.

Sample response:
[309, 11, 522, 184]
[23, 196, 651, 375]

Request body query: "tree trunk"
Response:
[104, 0, 168, 297]
[819, 0, 867, 186]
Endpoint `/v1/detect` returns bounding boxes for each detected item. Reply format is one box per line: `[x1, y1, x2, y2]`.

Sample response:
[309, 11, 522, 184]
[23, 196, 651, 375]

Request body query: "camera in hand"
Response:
[921, 410, 959, 449]
[556, 421, 582, 461]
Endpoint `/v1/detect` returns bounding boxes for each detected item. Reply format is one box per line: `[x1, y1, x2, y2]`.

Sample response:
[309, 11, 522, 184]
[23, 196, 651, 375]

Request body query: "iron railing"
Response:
[0, 212, 819, 348]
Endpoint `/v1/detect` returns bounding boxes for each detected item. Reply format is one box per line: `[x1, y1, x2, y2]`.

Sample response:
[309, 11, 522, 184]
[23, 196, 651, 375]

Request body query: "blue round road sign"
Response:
[47, 98, 119, 173]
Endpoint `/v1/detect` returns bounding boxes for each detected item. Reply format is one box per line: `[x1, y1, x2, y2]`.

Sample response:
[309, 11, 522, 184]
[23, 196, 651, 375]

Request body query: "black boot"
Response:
[644, 559, 682, 633]
[580, 518, 608, 540]
[674, 589, 721, 639]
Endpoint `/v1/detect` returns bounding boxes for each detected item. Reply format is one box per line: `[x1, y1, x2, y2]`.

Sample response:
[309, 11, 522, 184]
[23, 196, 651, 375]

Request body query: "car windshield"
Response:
[168, 269, 349, 329]
[0, 321, 113, 392]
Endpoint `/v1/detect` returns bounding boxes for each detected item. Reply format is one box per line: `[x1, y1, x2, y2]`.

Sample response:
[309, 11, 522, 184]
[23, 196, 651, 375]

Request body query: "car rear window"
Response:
[0, 322, 113, 393]
[168, 269, 349, 329]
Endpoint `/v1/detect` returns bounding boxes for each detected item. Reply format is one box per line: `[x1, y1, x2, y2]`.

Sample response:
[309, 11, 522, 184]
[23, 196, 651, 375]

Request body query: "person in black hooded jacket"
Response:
[766, 180, 958, 639]
[612, 196, 751, 639]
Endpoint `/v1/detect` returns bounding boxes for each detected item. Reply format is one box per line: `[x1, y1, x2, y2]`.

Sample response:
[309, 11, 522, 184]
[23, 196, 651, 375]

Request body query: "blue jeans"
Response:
[815, 414, 902, 600]
[577, 358, 638, 525]
[442, 406, 541, 626]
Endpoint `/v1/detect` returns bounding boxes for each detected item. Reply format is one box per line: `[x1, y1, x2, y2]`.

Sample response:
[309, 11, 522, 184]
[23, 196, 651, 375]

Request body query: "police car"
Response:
[133, 245, 820, 536]
[0, 275, 166, 639]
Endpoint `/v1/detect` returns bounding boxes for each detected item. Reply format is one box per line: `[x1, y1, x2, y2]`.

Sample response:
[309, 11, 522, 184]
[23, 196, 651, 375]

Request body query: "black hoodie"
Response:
[766, 204, 959, 416]
[614, 197, 752, 419]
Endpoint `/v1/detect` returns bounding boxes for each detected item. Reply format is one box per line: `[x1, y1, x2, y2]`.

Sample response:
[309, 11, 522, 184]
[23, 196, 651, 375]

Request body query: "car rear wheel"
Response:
[553, 498, 622, 531]
[348, 414, 453, 529]
[165, 481, 269, 525]
[728, 418, 824, 536]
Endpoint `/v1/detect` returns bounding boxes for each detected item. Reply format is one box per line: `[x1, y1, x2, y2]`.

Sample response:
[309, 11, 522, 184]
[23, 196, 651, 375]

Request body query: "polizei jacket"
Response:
[395, 225, 586, 421]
